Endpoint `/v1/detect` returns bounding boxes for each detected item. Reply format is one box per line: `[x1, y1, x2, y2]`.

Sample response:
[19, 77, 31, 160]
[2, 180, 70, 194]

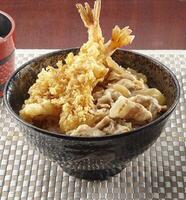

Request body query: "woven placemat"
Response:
[0, 50, 186, 200]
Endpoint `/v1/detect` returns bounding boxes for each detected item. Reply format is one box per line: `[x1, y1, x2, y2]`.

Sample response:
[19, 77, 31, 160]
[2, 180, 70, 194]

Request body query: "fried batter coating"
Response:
[20, 0, 166, 136]
[20, 0, 134, 133]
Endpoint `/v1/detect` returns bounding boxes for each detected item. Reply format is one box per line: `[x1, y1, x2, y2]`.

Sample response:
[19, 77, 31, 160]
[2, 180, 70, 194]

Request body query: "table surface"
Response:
[0, 0, 186, 49]
[0, 49, 186, 200]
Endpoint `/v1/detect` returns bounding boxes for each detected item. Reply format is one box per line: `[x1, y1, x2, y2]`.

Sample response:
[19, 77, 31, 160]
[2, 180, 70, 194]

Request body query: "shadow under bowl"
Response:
[3, 49, 180, 180]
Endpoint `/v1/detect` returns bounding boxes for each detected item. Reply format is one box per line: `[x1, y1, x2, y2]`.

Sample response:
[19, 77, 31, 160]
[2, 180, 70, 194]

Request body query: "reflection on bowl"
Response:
[4, 49, 180, 180]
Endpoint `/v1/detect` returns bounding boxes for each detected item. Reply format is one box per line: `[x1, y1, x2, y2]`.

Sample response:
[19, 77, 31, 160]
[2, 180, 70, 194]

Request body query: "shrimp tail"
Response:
[105, 25, 135, 56]
[76, 0, 101, 28]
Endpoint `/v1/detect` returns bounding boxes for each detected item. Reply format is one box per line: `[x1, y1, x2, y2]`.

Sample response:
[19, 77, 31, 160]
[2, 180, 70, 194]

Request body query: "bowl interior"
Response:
[0, 13, 12, 38]
[5, 49, 179, 130]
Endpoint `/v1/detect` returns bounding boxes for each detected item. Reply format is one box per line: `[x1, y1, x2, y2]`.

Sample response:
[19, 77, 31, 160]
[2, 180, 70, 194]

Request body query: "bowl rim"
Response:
[0, 10, 15, 44]
[3, 48, 180, 141]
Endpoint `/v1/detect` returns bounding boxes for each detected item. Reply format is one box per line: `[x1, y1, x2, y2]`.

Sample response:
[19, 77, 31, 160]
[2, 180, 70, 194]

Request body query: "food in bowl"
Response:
[19, 0, 167, 136]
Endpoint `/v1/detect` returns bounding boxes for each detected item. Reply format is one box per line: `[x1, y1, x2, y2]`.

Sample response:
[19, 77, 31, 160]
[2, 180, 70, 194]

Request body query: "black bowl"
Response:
[3, 49, 180, 180]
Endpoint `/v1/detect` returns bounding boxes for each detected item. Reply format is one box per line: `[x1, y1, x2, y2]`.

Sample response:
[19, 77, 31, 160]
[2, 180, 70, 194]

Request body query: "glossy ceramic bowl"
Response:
[4, 49, 180, 180]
